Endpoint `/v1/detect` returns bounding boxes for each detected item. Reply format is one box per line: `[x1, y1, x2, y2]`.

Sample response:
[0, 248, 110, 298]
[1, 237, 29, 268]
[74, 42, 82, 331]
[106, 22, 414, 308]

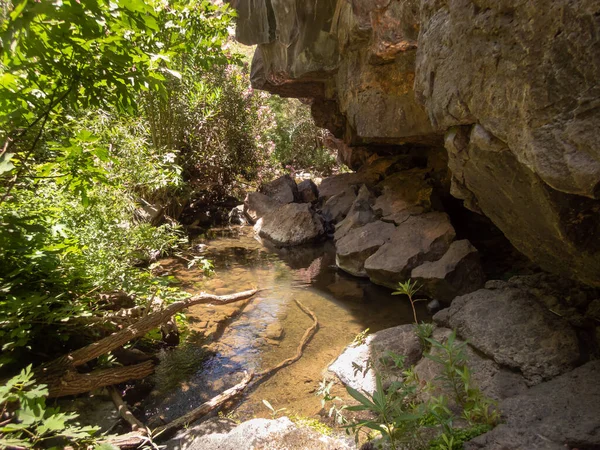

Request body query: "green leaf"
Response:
[0, 152, 15, 175]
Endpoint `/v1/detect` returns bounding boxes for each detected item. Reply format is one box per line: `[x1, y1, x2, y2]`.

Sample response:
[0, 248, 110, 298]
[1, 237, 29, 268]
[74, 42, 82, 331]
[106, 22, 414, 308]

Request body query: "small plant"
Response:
[262, 399, 287, 419]
[316, 379, 348, 425]
[0, 366, 101, 449]
[415, 322, 435, 353]
[344, 375, 420, 449]
[392, 279, 424, 324]
[289, 414, 333, 435]
[352, 328, 370, 346]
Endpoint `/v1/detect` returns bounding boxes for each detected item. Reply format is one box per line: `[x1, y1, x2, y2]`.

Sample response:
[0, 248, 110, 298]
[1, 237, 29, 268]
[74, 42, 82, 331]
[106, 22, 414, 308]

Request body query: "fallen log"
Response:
[104, 299, 318, 448]
[108, 386, 148, 434]
[45, 361, 156, 398]
[35, 289, 259, 397]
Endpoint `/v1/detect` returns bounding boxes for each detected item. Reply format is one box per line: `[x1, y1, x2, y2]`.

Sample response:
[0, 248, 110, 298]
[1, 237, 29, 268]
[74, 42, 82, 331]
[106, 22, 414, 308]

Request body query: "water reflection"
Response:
[142, 226, 425, 423]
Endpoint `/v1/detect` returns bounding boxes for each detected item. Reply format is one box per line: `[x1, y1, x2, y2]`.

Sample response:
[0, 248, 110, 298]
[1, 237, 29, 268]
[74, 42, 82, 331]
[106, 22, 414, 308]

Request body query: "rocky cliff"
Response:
[230, 0, 600, 287]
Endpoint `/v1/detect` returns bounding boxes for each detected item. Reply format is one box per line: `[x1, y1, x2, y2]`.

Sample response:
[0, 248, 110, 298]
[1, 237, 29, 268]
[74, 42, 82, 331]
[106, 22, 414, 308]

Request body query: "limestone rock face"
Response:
[243, 192, 282, 224]
[257, 203, 324, 247]
[411, 239, 485, 304]
[259, 174, 298, 204]
[365, 212, 456, 289]
[434, 283, 581, 385]
[335, 220, 396, 277]
[231, 0, 600, 287]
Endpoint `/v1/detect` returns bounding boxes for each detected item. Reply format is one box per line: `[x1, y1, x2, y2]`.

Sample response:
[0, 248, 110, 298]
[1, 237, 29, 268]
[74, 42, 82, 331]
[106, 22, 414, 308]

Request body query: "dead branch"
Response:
[35, 289, 259, 397]
[104, 299, 318, 448]
[45, 361, 156, 398]
[255, 299, 318, 378]
[108, 386, 148, 434]
[155, 371, 253, 437]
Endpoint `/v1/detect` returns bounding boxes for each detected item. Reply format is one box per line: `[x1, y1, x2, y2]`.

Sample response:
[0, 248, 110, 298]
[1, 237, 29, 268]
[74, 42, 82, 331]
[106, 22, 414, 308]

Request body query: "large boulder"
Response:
[335, 220, 396, 277]
[329, 324, 422, 395]
[365, 212, 456, 289]
[434, 282, 581, 385]
[414, 328, 528, 404]
[257, 203, 324, 247]
[411, 239, 485, 304]
[465, 361, 600, 450]
[167, 416, 354, 450]
[259, 175, 298, 204]
[243, 192, 282, 224]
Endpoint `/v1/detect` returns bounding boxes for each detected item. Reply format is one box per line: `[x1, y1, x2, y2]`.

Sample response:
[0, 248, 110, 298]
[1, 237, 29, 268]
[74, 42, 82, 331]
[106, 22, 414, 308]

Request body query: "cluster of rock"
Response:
[243, 155, 485, 304]
[231, 0, 600, 288]
[328, 274, 600, 449]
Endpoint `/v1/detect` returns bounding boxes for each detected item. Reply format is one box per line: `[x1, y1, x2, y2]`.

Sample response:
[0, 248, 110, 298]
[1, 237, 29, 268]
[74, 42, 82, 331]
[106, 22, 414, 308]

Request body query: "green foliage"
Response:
[392, 279, 424, 324]
[266, 96, 338, 176]
[262, 399, 287, 420]
[289, 414, 333, 436]
[352, 328, 370, 347]
[0, 0, 230, 368]
[414, 322, 435, 353]
[0, 365, 102, 449]
[316, 379, 348, 426]
[326, 331, 500, 449]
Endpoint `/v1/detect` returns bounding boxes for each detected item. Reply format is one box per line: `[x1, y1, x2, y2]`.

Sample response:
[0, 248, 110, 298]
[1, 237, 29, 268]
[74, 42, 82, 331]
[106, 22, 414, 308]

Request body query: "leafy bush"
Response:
[0, 365, 102, 449]
[320, 331, 500, 449]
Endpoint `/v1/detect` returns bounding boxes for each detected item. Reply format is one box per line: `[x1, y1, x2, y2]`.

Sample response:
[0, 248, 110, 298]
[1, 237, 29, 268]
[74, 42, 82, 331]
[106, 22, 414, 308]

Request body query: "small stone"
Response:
[264, 323, 284, 340]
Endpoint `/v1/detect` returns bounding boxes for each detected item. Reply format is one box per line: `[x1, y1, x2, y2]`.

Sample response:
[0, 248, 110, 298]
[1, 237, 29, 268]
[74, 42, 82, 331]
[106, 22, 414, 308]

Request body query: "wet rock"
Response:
[243, 192, 282, 224]
[228, 205, 247, 225]
[411, 239, 485, 304]
[320, 187, 356, 223]
[365, 212, 456, 289]
[257, 203, 325, 247]
[329, 324, 422, 395]
[334, 184, 376, 241]
[434, 283, 581, 385]
[335, 220, 396, 277]
[586, 299, 600, 322]
[297, 179, 319, 203]
[465, 361, 600, 450]
[264, 322, 284, 340]
[259, 174, 298, 204]
[175, 416, 354, 450]
[414, 328, 528, 405]
[426, 299, 442, 314]
[326, 277, 364, 300]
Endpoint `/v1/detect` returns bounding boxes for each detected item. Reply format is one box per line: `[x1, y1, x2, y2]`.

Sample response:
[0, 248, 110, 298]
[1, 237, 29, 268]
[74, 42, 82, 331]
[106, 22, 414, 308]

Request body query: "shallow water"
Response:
[142, 226, 426, 424]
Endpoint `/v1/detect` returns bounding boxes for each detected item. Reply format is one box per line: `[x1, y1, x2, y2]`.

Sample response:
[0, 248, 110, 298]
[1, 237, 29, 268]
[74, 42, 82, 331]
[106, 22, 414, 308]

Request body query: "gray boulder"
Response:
[411, 239, 485, 304]
[414, 328, 528, 405]
[259, 175, 298, 204]
[297, 179, 319, 203]
[365, 212, 456, 289]
[434, 283, 581, 385]
[167, 416, 354, 450]
[329, 324, 422, 395]
[320, 187, 356, 223]
[334, 184, 376, 241]
[257, 203, 324, 247]
[466, 361, 600, 450]
[335, 220, 396, 277]
[243, 192, 282, 224]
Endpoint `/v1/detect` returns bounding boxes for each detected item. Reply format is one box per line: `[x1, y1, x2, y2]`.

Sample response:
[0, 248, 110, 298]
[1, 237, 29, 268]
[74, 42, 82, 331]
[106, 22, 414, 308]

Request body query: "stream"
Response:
[141, 226, 426, 425]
